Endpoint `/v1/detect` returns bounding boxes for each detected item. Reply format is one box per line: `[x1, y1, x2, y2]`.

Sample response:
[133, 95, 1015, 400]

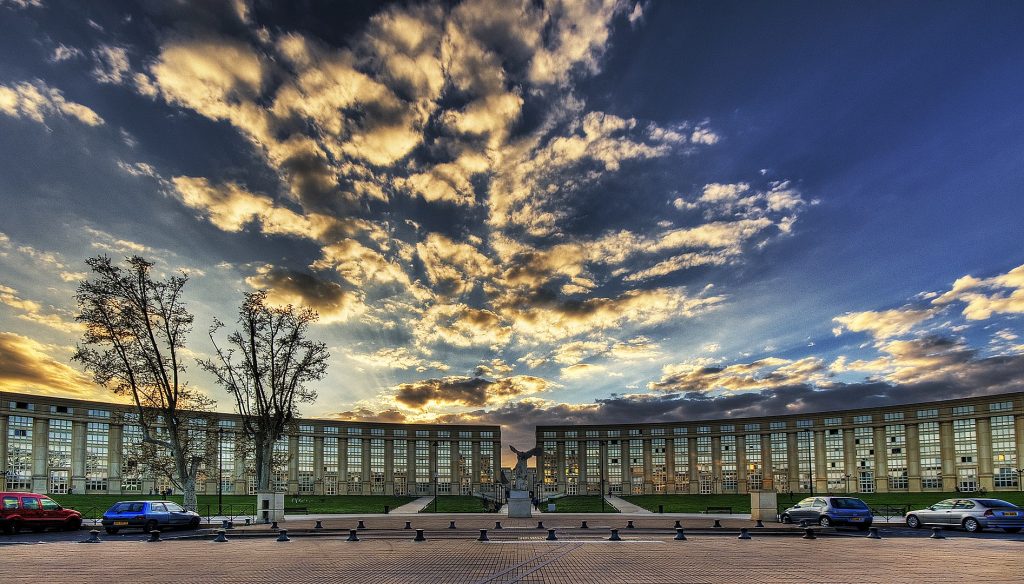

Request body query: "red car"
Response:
[0, 492, 82, 534]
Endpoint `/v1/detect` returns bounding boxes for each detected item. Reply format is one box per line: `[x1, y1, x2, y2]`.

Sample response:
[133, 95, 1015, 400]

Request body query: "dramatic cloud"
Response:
[0, 79, 103, 126]
[394, 374, 549, 407]
[832, 306, 935, 339]
[649, 356, 828, 393]
[933, 263, 1024, 320]
[245, 265, 365, 323]
[0, 332, 98, 396]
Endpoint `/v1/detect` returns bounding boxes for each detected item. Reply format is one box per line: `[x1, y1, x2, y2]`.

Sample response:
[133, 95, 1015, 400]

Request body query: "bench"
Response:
[284, 507, 308, 515]
[705, 506, 733, 514]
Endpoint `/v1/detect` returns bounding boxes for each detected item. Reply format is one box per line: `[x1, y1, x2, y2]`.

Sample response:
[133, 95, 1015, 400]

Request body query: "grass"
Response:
[541, 496, 618, 513]
[419, 495, 496, 513]
[623, 492, 1024, 514]
[45, 494, 414, 518]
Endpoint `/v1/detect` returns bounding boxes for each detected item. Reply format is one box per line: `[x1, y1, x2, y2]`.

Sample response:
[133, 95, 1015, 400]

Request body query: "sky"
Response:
[1, 0, 1023, 464]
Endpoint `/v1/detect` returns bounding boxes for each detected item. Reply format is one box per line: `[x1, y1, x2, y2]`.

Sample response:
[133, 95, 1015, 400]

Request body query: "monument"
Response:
[508, 445, 542, 518]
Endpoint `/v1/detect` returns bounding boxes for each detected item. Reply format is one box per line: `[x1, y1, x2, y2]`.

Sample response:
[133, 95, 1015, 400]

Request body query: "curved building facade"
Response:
[1, 391, 500, 497]
[535, 392, 1024, 497]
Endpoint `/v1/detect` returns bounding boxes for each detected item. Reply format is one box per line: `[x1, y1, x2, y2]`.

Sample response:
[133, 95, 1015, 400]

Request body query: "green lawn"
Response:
[419, 495, 496, 513]
[624, 492, 1024, 514]
[46, 494, 414, 518]
[542, 496, 618, 513]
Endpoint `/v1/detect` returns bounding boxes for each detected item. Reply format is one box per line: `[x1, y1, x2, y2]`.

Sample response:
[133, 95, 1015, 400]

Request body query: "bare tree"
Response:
[73, 256, 211, 510]
[199, 291, 328, 492]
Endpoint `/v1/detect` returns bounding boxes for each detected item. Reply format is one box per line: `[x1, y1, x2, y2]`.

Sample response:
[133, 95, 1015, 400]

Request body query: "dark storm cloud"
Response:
[245, 265, 364, 323]
[395, 375, 548, 407]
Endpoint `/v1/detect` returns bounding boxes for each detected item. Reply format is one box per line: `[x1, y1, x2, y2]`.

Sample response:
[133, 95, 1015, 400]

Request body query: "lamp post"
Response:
[1017, 468, 1024, 493]
[433, 472, 439, 512]
[844, 473, 852, 494]
[217, 427, 224, 517]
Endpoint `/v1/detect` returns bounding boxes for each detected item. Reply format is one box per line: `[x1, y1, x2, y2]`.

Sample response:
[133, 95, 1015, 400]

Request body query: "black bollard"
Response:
[478, 529, 489, 542]
[713, 519, 722, 528]
[626, 520, 635, 529]
[414, 528, 426, 542]
[494, 521, 503, 529]
[546, 529, 558, 541]
[221, 519, 230, 530]
[866, 527, 881, 539]
[673, 520, 682, 529]
[404, 521, 413, 530]
[802, 528, 816, 540]
[347, 529, 359, 542]
[147, 530, 161, 542]
[609, 528, 622, 541]
[357, 520, 367, 530]
[314, 520, 324, 530]
[82, 529, 102, 544]
[448, 520, 457, 529]
[277, 529, 290, 542]
[755, 519, 765, 528]
[930, 527, 945, 539]
[227, 520, 234, 530]
[536, 520, 545, 529]
[580, 520, 589, 529]
[799, 519, 808, 528]
[737, 528, 751, 540]
[271, 521, 279, 530]
[213, 529, 228, 543]
[674, 527, 687, 541]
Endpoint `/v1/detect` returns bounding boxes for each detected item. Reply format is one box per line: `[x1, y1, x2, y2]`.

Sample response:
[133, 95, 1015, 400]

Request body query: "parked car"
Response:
[780, 496, 873, 530]
[101, 500, 201, 534]
[0, 492, 83, 534]
[905, 498, 1024, 533]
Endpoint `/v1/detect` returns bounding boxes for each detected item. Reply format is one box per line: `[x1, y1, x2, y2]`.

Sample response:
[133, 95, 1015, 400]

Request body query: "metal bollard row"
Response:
[277, 529, 290, 542]
[626, 520, 635, 529]
[608, 529, 621, 541]
[674, 528, 687, 541]
[866, 527, 881, 539]
[546, 529, 558, 541]
[801, 528, 816, 540]
[314, 520, 323, 530]
[494, 521, 503, 529]
[449, 520, 457, 529]
[737, 528, 750, 540]
[478, 529, 489, 542]
[404, 521, 413, 530]
[580, 520, 589, 529]
[81, 529, 102, 544]
[357, 520, 367, 530]
[147, 530, 161, 542]
[347, 529, 359, 542]
[414, 528, 426, 542]
[213, 529, 228, 543]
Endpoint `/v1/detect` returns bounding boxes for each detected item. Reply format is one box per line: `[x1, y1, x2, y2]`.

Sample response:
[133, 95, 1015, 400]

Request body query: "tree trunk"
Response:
[255, 438, 274, 492]
[182, 474, 198, 511]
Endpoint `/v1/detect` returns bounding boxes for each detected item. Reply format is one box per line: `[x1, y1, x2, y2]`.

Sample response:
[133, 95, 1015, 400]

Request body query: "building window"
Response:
[271, 437, 289, 493]
[606, 440, 622, 494]
[586, 440, 602, 494]
[917, 409, 938, 419]
[744, 423, 761, 431]
[958, 467, 978, 492]
[770, 432, 788, 493]
[696, 436, 712, 494]
[797, 431, 814, 493]
[629, 440, 644, 494]
[673, 437, 689, 492]
[745, 434, 762, 490]
[323, 437, 339, 495]
[853, 415, 872, 425]
[415, 440, 430, 494]
[47, 419, 72, 494]
[370, 438, 386, 494]
[347, 438, 363, 493]
[953, 418, 977, 464]
[720, 424, 735, 433]
[436, 441, 452, 494]
[542, 441, 558, 494]
[87, 409, 110, 418]
[824, 428, 845, 492]
[883, 412, 904, 422]
[673, 427, 687, 435]
[6, 416, 33, 491]
[564, 441, 580, 495]
[918, 422, 943, 489]
[721, 435, 737, 493]
[392, 439, 407, 496]
[951, 405, 975, 416]
[297, 435, 314, 495]
[991, 415, 1017, 489]
[651, 438, 666, 493]
[796, 420, 812, 428]
[86, 422, 109, 492]
[989, 401, 1013, 412]
[770, 421, 786, 430]
[886, 424, 908, 491]
[824, 418, 841, 426]
[855, 426, 874, 493]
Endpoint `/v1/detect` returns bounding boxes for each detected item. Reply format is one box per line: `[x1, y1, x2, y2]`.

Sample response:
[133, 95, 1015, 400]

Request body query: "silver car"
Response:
[905, 498, 1024, 533]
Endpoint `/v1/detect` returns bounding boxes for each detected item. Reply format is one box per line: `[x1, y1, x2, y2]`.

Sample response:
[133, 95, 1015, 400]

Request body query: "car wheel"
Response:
[1, 522, 13, 535]
[818, 516, 832, 528]
[905, 515, 921, 529]
[64, 518, 82, 532]
[188, 517, 200, 530]
[780, 514, 792, 524]
[30, 526, 44, 533]
[856, 524, 870, 532]
[145, 520, 159, 533]
[105, 527, 119, 535]
[1002, 527, 1021, 534]
[962, 517, 982, 533]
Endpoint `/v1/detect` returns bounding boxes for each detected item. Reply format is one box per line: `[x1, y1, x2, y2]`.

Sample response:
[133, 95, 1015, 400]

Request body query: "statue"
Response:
[509, 445, 543, 491]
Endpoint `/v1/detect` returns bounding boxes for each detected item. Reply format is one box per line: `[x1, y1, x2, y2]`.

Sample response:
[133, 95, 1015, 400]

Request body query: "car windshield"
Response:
[976, 499, 1017, 509]
[110, 502, 145, 513]
[166, 503, 185, 513]
[830, 498, 868, 509]
[40, 497, 60, 510]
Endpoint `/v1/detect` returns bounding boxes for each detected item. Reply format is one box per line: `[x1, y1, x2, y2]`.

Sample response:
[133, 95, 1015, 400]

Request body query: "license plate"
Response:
[850, 517, 862, 521]
[1004, 512, 1018, 517]
[113, 521, 129, 526]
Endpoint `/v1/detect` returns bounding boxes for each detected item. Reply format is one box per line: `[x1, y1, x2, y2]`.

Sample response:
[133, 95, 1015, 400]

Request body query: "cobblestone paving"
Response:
[2, 535, 1020, 583]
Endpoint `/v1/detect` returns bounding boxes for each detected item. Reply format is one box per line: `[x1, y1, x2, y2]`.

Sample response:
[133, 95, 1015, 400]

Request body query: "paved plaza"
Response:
[2, 534, 1020, 583]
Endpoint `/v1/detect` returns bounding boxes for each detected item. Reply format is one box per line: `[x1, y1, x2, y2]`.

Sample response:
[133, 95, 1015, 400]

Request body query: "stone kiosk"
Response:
[750, 490, 778, 522]
[257, 491, 285, 523]
[508, 445, 542, 518]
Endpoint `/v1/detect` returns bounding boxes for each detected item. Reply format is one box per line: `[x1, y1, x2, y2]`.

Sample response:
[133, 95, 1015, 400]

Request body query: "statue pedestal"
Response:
[507, 490, 533, 518]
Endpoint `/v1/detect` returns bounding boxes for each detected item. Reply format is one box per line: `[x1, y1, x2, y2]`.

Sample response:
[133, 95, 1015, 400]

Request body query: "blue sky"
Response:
[1, 0, 1023, 456]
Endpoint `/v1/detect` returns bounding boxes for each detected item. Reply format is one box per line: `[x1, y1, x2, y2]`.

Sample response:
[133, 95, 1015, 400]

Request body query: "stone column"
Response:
[906, 424, 922, 492]
[556, 440, 566, 495]
[314, 436, 325, 495]
[234, 432, 247, 495]
[976, 417, 994, 490]
[287, 434, 299, 495]
[339, 437, 348, 493]
[940, 420, 956, 491]
[107, 423, 123, 494]
[736, 435, 748, 494]
[873, 426, 888, 493]
[71, 420, 86, 494]
[711, 435, 722, 494]
[31, 417, 48, 493]
[1016, 415, 1024, 486]
[664, 436, 675, 493]
[643, 438, 653, 494]
[843, 429, 857, 493]
[813, 430, 827, 493]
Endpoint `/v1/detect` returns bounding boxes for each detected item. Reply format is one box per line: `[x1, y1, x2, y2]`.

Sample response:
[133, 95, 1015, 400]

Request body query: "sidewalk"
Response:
[386, 496, 433, 515]
[604, 495, 652, 514]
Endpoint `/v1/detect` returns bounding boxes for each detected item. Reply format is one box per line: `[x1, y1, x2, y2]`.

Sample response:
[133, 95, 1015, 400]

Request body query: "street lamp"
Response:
[1017, 468, 1024, 493]
[433, 472, 439, 512]
[844, 473, 852, 494]
[217, 427, 223, 517]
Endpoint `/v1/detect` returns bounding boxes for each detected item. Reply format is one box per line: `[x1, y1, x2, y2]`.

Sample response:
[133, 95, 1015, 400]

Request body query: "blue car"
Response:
[101, 500, 201, 534]
[781, 496, 874, 530]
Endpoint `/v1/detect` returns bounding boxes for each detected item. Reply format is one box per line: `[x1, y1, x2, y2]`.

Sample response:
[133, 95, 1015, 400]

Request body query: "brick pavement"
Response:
[2, 533, 1020, 583]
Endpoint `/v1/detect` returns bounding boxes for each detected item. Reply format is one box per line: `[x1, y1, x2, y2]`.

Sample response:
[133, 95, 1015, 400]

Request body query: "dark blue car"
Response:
[101, 500, 201, 534]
